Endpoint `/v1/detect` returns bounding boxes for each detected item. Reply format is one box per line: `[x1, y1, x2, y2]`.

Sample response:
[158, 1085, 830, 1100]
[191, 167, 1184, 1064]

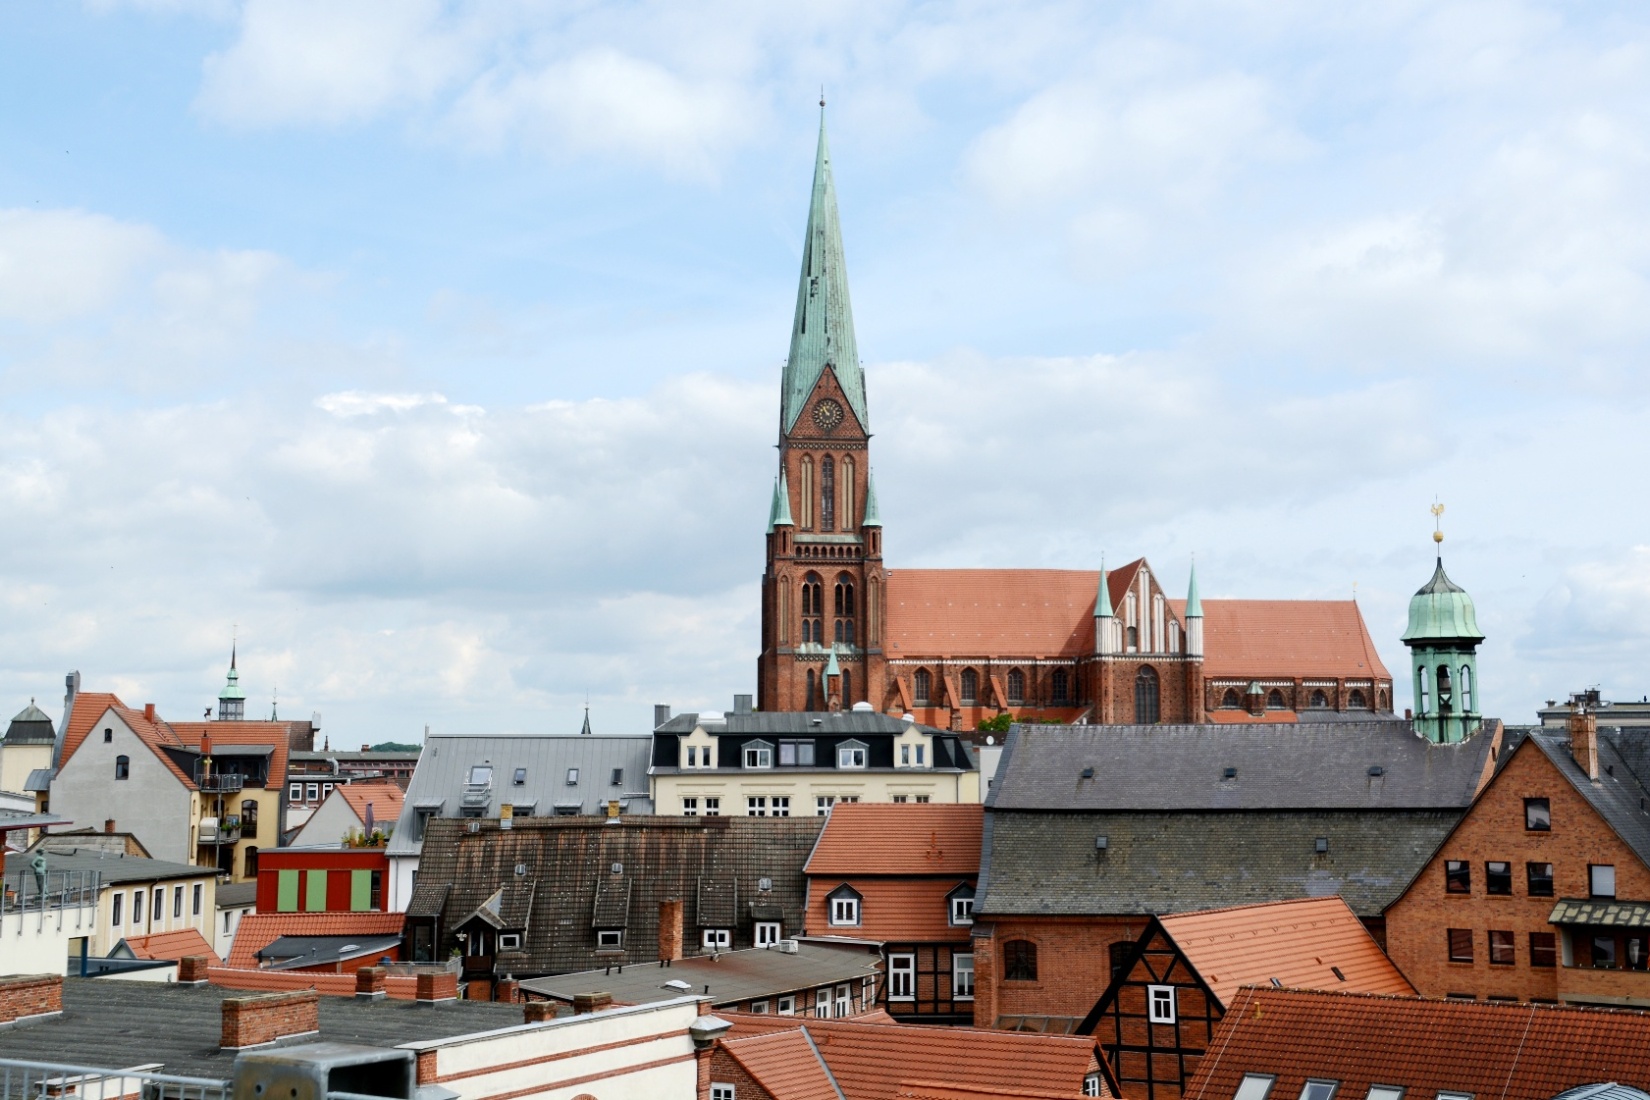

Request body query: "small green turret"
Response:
[1402, 507, 1484, 744]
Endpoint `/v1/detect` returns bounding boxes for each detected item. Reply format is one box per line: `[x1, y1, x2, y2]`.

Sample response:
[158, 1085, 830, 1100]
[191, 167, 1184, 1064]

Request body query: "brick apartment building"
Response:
[972, 717, 1498, 1032]
[755, 111, 1394, 728]
[1385, 706, 1650, 1007]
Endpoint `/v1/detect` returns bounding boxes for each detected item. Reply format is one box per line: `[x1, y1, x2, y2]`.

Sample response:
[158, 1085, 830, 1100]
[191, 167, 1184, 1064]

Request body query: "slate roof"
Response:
[520, 940, 880, 1007]
[0, 977, 525, 1078]
[5, 850, 215, 887]
[656, 711, 945, 737]
[387, 734, 654, 858]
[976, 809, 1462, 917]
[720, 1011, 1100, 1100]
[652, 712, 974, 772]
[1527, 728, 1650, 869]
[988, 719, 1496, 812]
[1153, 896, 1414, 1007]
[1183, 987, 1650, 1100]
[806, 803, 982, 877]
[411, 815, 823, 976]
[216, 881, 257, 908]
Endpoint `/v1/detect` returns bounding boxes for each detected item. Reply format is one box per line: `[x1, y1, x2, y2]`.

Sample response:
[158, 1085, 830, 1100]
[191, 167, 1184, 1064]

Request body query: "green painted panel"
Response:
[276, 870, 298, 912]
[350, 869, 371, 912]
[305, 869, 327, 912]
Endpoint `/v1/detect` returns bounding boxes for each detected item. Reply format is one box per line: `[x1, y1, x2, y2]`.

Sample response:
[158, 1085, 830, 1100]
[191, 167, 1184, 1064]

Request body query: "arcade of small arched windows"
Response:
[800, 573, 824, 644]
[797, 544, 860, 559]
[1214, 683, 1383, 712]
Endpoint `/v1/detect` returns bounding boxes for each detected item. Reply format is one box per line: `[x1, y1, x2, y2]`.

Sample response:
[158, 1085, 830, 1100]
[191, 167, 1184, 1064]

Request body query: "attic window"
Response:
[1366, 1087, 1404, 1100]
[837, 740, 868, 769]
[1315, 837, 1329, 854]
[1299, 1083, 1339, 1100]
[611, 768, 623, 786]
[513, 768, 526, 785]
[597, 929, 622, 949]
[1524, 798, 1551, 831]
[1234, 1077, 1276, 1100]
[497, 933, 522, 950]
[103, 728, 112, 743]
[1222, 767, 1237, 779]
[469, 765, 493, 787]
[566, 768, 579, 786]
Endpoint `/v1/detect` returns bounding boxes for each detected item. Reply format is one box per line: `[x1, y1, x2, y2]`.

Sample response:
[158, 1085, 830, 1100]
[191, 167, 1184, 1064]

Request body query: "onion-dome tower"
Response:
[1401, 505, 1484, 743]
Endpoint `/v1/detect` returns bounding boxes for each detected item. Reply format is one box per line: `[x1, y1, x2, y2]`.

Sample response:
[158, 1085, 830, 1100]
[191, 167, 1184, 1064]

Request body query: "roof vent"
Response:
[758, 877, 773, 892]
[1330, 966, 1346, 981]
[514, 863, 527, 877]
[1315, 837, 1329, 854]
[1270, 977, 1283, 989]
[611, 862, 623, 875]
[1222, 767, 1237, 779]
[1095, 835, 1108, 850]
[1081, 767, 1094, 779]
[1367, 765, 1385, 777]
[663, 979, 692, 993]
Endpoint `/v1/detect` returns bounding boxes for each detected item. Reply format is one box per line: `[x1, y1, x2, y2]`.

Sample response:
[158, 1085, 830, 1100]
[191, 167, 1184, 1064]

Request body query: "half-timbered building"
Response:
[1077, 897, 1414, 1100]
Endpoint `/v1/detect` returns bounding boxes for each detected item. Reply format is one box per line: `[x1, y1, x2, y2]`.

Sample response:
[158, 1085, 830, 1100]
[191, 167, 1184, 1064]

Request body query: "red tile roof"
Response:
[806, 878, 972, 943]
[60, 692, 128, 766]
[1156, 896, 1414, 1007]
[721, 1029, 841, 1100]
[720, 1012, 1098, 1100]
[897, 1084, 1110, 1100]
[885, 565, 1140, 660]
[334, 782, 404, 828]
[119, 928, 219, 966]
[807, 803, 982, 877]
[61, 693, 301, 792]
[226, 911, 405, 969]
[1171, 598, 1391, 680]
[1186, 987, 1650, 1100]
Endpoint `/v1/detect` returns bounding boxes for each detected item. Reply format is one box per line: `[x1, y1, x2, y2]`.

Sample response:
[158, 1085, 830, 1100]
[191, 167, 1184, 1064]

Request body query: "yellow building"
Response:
[649, 700, 979, 816]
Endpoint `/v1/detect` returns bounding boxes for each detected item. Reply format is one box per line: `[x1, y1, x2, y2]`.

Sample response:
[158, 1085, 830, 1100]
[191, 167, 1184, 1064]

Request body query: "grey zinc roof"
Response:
[988, 718, 1495, 812]
[386, 733, 655, 857]
[216, 881, 257, 908]
[413, 815, 822, 976]
[1527, 729, 1650, 870]
[976, 809, 1462, 918]
[520, 941, 880, 1007]
[0, 977, 526, 1077]
[658, 712, 944, 736]
[6, 850, 211, 887]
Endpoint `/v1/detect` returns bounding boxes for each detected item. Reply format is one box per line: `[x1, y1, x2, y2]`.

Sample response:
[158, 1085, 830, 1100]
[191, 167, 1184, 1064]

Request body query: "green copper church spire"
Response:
[768, 469, 794, 532]
[781, 104, 867, 436]
[861, 469, 882, 527]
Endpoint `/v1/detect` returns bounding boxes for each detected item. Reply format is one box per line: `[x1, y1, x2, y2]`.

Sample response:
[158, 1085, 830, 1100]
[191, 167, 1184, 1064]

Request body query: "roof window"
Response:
[1299, 1082, 1340, 1100]
[468, 765, 493, 787]
[1366, 1090, 1404, 1100]
[566, 767, 579, 786]
[513, 768, 526, 785]
[1315, 837, 1329, 854]
[1235, 1077, 1276, 1100]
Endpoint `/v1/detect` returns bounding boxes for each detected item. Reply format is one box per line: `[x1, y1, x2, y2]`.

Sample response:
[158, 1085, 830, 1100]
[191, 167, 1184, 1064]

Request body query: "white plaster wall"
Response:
[0, 902, 97, 976]
[389, 855, 418, 913]
[0, 743, 50, 797]
[288, 792, 364, 847]
[96, 876, 218, 955]
[50, 710, 193, 863]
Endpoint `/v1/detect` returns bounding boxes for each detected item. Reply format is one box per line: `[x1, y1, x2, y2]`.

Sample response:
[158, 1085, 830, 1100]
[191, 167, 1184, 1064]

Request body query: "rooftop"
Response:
[114, 927, 220, 965]
[0, 978, 525, 1078]
[988, 718, 1497, 812]
[806, 802, 982, 877]
[226, 911, 405, 969]
[5, 849, 215, 887]
[1183, 987, 1650, 1100]
[521, 940, 880, 1006]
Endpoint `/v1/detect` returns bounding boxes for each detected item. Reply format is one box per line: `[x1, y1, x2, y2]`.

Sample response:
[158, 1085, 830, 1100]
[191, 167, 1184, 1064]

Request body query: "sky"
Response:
[1, 0, 1648, 741]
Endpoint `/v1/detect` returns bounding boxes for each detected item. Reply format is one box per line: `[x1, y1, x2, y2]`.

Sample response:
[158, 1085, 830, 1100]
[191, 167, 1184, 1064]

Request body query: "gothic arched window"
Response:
[843, 456, 855, 529]
[820, 456, 836, 532]
[914, 668, 932, 706]
[1221, 689, 1240, 708]
[1266, 689, 1286, 710]
[1007, 669, 1025, 705]
[1135, 667, 1160, 724]
[802, 572, 823, 646]
[807, 669, 818, 710]
[1051, 669, 1071, 705]
[1310, 689, 1329, 709]
[1348, 688, 1368, 709]
[842, 668, 853, 706]
[960, 668, 979, 705]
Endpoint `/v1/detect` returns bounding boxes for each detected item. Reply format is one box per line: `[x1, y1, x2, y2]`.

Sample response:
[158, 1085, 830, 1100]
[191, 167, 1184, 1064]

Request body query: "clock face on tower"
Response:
[811, 398, 845, 433]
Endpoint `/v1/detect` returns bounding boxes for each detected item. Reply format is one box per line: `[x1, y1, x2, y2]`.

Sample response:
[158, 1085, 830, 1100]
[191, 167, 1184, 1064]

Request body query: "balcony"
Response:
[196, 771, 244, 793]
[198, 816, 242, 844]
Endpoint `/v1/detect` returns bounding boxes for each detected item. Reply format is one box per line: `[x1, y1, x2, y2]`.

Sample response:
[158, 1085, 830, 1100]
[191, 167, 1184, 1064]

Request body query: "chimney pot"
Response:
[104, 819, 115, 835]
[572, 992, 612, 1015]
[144, 703, 156, 722]
[1570, 707, 1600, 781]
[362, 744, 370, 752]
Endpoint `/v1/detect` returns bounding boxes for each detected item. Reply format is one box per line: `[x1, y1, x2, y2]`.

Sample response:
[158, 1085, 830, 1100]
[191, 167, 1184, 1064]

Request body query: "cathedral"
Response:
[757, 113, 1394, 729]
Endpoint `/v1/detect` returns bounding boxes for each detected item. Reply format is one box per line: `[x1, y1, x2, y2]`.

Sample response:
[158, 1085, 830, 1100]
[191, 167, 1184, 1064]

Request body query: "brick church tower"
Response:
[757, 108, 885, 714]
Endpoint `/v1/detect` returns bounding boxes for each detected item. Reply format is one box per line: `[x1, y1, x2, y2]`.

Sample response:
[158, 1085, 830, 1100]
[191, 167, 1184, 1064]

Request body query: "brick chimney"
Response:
[0, 975, 63, 1026]
[104, 819, 116, 834]
[221, 990, 319, 1050]
[572, 992, 613, 1015]
[524, 1000, 558, 1023]
[355, 966, 387, 999]
[415, 970, 458, 1002]
[660, 899, 684, 963]
[179, 956, 212, 985]
[144, 703, 156, 723]
[1570, 705, 1600, 781]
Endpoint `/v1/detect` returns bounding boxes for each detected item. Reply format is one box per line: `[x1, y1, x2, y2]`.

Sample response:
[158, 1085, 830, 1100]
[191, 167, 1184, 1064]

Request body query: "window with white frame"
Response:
[1147, 984, 1176, 1023]
[703, 928, 731, 950]
[901, 744, 910, 765]
[755, 921, 781, 946]
[777, 995, 796, 1015]
[1234, 1076, 1276, 1100]
[888, 954, 915, 1000]
[683, 797, 698, 816]
[704, 797, 720, 816]
[497, 932, 522, 950]
[711, 1085, 735, 1100]
[111, 892, 123, 927]
[1084, 1076, 1102, 1097]
[814, 988, 831, 1017]
[892, 795, 908, 804]
[835, 983, 850, 1017]
[596, 930, 622, 949]
[953, 953, 975, 999]
[744, 742, 773, 769]
[837, 741, 868, 768]
[828, 886, 861, 926]
[772, 796, 790, 817]
[686, 746, 697, 767]
[916, 744, 925, 766]
[949, 886, 975, 925]
[816, 795, 834, 815]
[306, 783, 319, 802]
[747, 1000, 769, 1013]
[1366, 1088, 1405, 1100]
[288, 783, 302, 801]
[747, 796, 768, 816]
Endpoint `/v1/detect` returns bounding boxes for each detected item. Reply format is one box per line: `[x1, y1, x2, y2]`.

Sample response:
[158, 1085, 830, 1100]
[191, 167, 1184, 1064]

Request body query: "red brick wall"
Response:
[972, 915, 1141, 1026]
[706, 1048, 777, 1100]
[415, 970, 459, 1001]
[1386, 738, 1650, 1001]
[220, 989, 320, 1049]
[0, 975, 61, 1023]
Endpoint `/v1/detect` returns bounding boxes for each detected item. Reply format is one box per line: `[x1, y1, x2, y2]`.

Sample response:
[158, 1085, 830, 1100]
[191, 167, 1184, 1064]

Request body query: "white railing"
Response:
[0, 1057, 228, 1100]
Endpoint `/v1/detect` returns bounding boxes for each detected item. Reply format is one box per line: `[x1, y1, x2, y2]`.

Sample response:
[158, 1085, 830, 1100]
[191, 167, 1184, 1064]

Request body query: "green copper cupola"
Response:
[217, 641, 245, 721]
[781, 107, 867, 436]
[1401, 510, 1484, 744]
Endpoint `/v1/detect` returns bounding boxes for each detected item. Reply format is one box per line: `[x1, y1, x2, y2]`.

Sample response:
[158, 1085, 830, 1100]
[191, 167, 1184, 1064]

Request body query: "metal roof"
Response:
[520, 941, 880, 1007]
[1526, 729, 1650, 870]
[1401, 557, 1484, 643]
[657, 712, 941, 736]
[988, 718, 1494, 812]
[6, 850, 213, 886]
[386, 733, 655, 857]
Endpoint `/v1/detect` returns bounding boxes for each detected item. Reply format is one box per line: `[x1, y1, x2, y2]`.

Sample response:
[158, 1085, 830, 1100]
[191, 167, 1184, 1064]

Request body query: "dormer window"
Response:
[827, 884, 861, 926]
[948, 883, 976, 926]
[837, 740, 868, 769]
[744, 741, 774, 769]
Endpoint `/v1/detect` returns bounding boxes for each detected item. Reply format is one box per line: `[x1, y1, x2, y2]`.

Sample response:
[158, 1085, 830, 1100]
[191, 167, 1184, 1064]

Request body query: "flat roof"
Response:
[0, 978, 527, 1077]
[520, 941, 880, 1007]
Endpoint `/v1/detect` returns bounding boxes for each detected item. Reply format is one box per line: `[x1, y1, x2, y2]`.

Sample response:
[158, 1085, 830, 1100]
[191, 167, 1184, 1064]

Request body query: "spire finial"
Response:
[1431, 501, 1445, 557]
[820, 86, 826, 109]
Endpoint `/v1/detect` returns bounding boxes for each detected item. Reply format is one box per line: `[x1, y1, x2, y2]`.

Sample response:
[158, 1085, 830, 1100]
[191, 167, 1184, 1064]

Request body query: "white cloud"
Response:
[0, 209, 163, 324]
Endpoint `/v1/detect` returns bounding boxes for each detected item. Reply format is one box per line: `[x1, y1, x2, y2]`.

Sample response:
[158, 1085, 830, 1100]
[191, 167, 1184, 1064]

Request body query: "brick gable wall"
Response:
[972, 915, 1141, 1028]
[1385, 740, 1650, 1002]
[706, 1047, 778, 1100]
